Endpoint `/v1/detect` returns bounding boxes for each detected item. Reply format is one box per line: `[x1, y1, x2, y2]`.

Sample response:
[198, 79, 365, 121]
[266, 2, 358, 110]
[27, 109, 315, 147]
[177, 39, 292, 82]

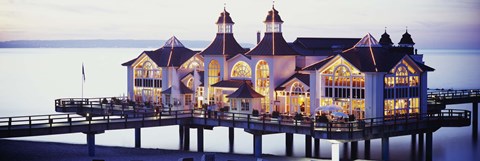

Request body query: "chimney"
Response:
[256, 31, 261, 44]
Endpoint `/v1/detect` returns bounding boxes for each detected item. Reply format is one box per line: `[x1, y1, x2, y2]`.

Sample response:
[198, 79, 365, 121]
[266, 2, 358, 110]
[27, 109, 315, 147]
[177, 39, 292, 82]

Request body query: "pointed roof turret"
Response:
[216, 9, 234, 24]
[264, 6, 284, 23]
[379, 28, 394, 46]
[399, 28, 415, 46]
[354, 33, 382, 48]
[200, 8, 247, 56]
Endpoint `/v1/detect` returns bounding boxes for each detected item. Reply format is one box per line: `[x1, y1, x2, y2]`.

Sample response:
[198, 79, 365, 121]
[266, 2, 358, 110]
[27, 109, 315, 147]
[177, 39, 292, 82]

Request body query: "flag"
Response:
[82, 63, 86, 82]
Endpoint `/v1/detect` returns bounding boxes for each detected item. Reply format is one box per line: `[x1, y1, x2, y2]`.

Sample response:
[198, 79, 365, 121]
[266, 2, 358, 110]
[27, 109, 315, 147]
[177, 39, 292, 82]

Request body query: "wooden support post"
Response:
[314, 138, 320, 158]
[86, 133, 95, 157]
[351, 141, 358, 160]
[364, 139, 371, 160]
[135, 128, 141, 148]
[426, 132, 433, 161]
[382, 137, 389, 161]
[229, 127, 234, 153]
[305, 135, 312, 157]
[285, 133, 293, 156]
[197, 127, 204, 152]
[254, 133, 262, 158]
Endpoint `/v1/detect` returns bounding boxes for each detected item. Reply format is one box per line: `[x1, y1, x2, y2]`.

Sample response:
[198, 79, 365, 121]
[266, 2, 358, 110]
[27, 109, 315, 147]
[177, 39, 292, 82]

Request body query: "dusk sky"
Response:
[1, 0, 479, 49]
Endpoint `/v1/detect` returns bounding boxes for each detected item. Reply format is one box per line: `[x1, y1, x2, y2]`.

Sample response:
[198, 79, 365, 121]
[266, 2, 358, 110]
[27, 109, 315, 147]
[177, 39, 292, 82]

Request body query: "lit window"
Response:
[231, 61, 252, 78]
[256, 60, 270, 111]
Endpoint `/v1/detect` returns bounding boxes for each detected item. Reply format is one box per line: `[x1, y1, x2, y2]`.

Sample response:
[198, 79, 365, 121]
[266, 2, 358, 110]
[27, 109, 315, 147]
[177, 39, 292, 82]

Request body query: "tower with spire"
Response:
[379, 28, 394, 47]
[398, 28, 415, 47]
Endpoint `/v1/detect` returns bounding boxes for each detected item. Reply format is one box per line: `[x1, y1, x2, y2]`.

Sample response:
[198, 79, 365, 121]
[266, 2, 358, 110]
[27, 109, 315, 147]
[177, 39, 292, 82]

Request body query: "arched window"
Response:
[290, 82, 304, 96]
[231, 61, 251, 78]
[256, 60, 270, 111]
[143, 61, 153, 78]
[208, 60, 221, 104]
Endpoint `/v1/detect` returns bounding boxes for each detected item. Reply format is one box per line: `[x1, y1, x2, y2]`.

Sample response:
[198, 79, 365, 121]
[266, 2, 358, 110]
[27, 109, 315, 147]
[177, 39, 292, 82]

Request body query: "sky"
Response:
[0, 0, 479, 49]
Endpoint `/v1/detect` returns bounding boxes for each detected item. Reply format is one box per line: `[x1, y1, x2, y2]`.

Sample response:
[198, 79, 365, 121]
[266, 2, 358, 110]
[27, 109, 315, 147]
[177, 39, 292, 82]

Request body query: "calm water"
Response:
[0, 48, 478, 161]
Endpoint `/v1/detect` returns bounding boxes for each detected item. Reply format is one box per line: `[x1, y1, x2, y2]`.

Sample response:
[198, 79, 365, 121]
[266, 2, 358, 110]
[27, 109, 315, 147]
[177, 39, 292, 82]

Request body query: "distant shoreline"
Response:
[0, 40, 254, 49]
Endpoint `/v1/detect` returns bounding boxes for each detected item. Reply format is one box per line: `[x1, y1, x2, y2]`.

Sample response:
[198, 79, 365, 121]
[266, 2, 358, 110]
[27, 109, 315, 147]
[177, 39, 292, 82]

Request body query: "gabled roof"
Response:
[211, 80, 252, 88]
[162, 82, 193, 94]
[181, 71, 205, 86]
[275, 73, 310, 91]
[302, 55, 335, 71]
[226, 81, 264, 98]
[122, 36, 198, 67]
[246, 33, 299, 56]
[303, 33, 434, 73]
[290, 37, 360, 56]
[200, 33, 247, 56]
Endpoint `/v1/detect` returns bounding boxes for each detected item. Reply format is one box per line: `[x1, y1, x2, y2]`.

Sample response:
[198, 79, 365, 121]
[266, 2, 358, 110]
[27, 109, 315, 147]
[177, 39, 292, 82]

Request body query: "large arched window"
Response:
[256, 60, 270, 111]
[231, 61, 251, 78]
[208, 60, 220, 104]
[384, 61, 421, 117]
[290, 82, 304, 96]
[289, 82, 308, 113]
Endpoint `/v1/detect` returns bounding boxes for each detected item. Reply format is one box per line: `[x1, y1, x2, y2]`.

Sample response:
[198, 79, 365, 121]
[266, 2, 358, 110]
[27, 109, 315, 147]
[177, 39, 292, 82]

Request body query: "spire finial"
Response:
[272, 0, 275, 8]
[384, 27, 387, 33]
[406, 26, 408, 33]
[224, 2, 226, 10]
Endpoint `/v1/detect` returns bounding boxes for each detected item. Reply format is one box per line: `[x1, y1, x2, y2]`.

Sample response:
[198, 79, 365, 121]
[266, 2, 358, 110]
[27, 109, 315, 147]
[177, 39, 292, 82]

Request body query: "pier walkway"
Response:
[0, 88, 477, 161]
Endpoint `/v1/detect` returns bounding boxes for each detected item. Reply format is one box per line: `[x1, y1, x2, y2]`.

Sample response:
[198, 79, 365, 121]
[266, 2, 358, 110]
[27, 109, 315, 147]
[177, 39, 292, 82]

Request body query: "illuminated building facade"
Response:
[123, 6, 433, 118]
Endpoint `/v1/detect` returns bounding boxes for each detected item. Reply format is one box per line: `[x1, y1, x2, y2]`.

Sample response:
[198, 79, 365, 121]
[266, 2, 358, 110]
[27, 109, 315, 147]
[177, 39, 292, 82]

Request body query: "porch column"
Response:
[305, 135, 312, 157]
[314, 138, 320, 158]
[426, 132, 433, 161]
[382, 137, 389, 161]
[197, 127, 204, 152]
[135, 128, 141, 148]
[285, 133, 293, 156]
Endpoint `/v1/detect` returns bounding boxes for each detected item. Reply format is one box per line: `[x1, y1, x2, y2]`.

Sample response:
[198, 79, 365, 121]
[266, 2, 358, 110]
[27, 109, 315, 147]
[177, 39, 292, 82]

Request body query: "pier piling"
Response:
[364, 139, 370, 159]
[419, 133, 424, 161]
[411, 134, 416, 160]
[183, 126, 190, 151]
[197, 127, 204, 152]
[314, 138, 320, 158]
[331, 142, 340, 161]
[253, 133, 262, 158]
[382, 137, 389, 161]
[426, 132, 433, 161]
[285, 133, 293, 156]
[229, 127, 234, 153]
[343, 142, 348, 160]
[305, 135, 312, 157]
[134, 128, 141, 148]
[179, 125, 184, 150]
[473, 101, 478, 141]
[86, 133, 95, 157]
[351, 141, 358, 160]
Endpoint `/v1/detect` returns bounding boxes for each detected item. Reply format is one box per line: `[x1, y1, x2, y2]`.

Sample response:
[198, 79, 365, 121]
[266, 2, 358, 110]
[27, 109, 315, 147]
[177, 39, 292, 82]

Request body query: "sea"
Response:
[0, 48, 478, 161]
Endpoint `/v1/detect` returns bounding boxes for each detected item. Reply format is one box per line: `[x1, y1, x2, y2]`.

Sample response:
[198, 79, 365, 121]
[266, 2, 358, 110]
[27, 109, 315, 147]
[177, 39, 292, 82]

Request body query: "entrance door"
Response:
[142, 89, 153, 103]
